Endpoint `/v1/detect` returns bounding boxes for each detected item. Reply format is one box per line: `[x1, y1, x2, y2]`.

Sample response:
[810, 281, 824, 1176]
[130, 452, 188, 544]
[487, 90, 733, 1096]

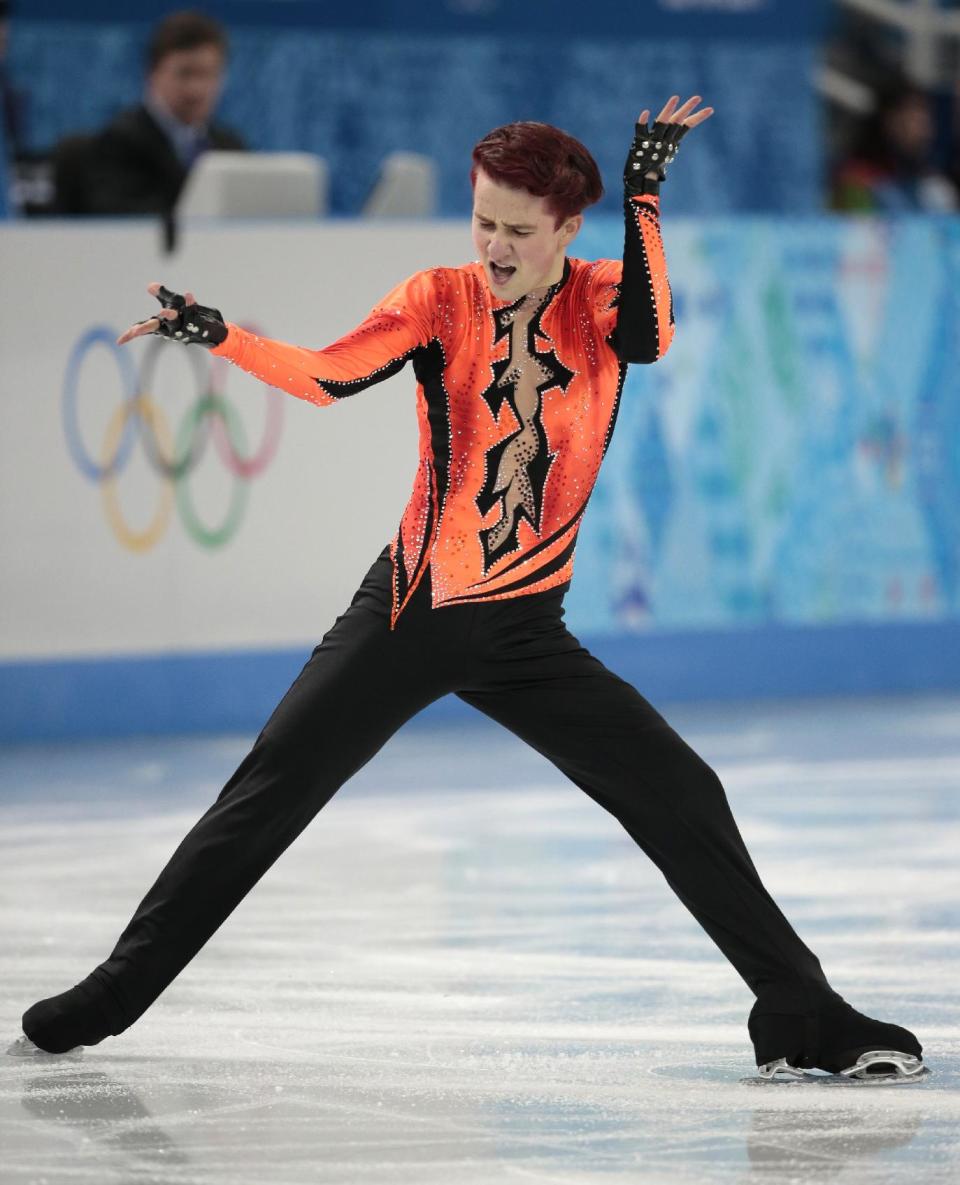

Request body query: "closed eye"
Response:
[475, 217, 533, 237]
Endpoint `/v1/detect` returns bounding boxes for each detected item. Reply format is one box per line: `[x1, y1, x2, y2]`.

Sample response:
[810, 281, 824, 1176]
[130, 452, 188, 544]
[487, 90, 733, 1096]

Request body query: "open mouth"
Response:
[489, 262, 517, 286]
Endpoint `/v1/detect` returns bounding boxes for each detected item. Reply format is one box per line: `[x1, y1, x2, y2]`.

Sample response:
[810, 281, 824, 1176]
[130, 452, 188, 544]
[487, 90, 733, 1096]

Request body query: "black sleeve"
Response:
[608, 191, 675, 365]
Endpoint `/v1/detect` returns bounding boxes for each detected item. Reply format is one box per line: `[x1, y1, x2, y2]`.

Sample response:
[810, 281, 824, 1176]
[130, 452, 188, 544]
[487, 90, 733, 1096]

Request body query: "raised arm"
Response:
[117, 274, 437, 408]
[606, 94, 713, 364]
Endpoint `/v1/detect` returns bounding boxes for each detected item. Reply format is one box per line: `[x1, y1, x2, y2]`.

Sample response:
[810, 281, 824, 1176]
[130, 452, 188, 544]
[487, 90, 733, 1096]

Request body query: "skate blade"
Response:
[5, 1034, 84, 1059]
[832, 1050, 929, 1084]
[741, 1051, 931, 1086]
[740, 1057, 819, 1085]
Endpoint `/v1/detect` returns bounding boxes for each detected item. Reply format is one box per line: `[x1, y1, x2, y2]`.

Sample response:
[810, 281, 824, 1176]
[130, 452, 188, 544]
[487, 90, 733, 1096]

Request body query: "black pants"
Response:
[82, 546, 838, 1037]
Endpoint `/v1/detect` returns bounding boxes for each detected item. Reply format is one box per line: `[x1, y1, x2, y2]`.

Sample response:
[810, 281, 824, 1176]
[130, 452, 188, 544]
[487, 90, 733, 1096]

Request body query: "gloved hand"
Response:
[624, 120, 690, 194]
[149, 285, 228, 348]
[116, 282, 228, 348]
[624, 94, 713, 196]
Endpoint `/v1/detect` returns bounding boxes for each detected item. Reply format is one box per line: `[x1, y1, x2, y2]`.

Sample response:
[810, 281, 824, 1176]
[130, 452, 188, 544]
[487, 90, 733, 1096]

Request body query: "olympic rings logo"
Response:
[62, 326, 283, 552]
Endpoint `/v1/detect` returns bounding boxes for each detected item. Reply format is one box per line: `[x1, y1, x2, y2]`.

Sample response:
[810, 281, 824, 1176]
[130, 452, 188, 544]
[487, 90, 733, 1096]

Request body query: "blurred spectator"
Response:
[1, 1, 25, 155]
[53, 10, 246, 216]
[2, 0, 60, 216]
[0, 99, 7, 219]
[0, 2, 10, 216]
[947, 73, 960, 198]
[1, 0, 24, 215]
[831, 79, 958, 212]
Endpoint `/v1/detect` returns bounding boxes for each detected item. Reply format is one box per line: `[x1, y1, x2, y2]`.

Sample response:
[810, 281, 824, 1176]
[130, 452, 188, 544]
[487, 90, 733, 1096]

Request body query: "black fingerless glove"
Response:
[151, 285, 228, 348]
[624, 119, 691, 196]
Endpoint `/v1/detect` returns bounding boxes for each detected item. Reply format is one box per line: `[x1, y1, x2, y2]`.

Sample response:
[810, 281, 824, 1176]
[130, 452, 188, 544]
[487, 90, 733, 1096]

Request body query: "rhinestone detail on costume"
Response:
[476, 286, 574, 572]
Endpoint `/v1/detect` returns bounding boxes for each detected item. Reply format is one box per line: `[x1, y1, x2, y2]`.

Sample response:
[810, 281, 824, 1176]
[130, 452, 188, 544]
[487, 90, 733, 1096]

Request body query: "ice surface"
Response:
[2, 695, 959, 1184]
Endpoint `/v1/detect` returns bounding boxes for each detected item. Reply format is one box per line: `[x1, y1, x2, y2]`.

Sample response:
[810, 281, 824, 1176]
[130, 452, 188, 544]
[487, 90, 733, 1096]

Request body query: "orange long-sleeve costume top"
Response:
[212, 193, 673, 628]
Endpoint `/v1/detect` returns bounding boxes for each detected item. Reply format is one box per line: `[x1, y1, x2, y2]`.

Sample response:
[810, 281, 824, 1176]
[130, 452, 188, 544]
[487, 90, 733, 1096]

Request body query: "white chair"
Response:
[362, 151, 438, 218]
[176, 151, 329, 218]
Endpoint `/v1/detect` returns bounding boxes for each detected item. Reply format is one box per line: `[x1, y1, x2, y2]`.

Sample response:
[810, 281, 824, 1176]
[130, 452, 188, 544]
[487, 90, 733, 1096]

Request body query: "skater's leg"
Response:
[456, 599, 921, 1069]
[458, 611, 834, 1011]
[23, 552, 464, 1052]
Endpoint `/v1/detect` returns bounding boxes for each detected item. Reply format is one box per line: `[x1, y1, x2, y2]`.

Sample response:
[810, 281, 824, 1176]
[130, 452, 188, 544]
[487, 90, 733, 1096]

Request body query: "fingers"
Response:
[646, 94, 715, 128]
[116, 302, 179, 347]
[118, 280, 192, 347]
[655, 95, 679, 123]
[684, 106, 714, 127]
[117, 317, 160, 346]
[672, 94, 702, 122]
[637, 109, 650, 126]
[146, 280, 197, 305]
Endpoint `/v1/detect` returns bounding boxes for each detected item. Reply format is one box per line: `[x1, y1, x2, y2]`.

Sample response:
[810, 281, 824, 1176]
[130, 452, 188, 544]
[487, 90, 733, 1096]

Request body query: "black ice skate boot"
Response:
[749, 995, 925, 1082]
[15, 971, 122, 1055]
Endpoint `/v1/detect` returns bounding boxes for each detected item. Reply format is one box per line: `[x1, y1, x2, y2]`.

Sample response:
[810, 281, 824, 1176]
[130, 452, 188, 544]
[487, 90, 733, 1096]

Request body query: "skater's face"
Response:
[148, 43, 225, 128]
[472, 169, 582, 301]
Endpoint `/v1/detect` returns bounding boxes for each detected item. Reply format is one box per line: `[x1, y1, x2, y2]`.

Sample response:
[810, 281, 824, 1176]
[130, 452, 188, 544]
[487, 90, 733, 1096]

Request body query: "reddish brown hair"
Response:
[471, 122, 603, 227]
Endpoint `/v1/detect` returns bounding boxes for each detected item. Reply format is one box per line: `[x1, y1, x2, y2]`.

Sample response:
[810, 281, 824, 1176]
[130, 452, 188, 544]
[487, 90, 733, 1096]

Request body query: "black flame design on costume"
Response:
[476, 289, 574, 572]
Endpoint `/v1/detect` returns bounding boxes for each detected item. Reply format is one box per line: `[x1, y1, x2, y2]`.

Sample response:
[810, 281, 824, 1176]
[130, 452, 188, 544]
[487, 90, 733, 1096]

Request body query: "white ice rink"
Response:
[2, 694, 959, 1184]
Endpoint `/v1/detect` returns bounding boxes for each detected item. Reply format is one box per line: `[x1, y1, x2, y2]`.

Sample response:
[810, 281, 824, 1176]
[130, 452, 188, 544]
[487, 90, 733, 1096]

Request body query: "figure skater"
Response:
[13, 97, 925, 1083]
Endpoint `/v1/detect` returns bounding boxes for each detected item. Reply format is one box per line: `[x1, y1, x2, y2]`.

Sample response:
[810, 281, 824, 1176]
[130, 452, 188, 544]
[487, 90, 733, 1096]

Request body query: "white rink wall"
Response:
[2, 217, 958, 739]
[1, 220, 470, 660]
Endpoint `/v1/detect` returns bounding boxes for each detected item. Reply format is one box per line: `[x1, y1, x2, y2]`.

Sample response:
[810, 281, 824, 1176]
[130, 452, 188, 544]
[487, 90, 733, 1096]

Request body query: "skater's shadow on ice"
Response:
[746, 1107, 921, 1174]
[22, 1070, 188, 1166]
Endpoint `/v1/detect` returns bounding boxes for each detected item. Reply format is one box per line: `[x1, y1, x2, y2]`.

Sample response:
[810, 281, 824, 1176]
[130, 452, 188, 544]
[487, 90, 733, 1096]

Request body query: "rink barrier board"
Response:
[1, 620, 958, 742]
[3, 219, 958, 660]
[3, 218, 958, 741]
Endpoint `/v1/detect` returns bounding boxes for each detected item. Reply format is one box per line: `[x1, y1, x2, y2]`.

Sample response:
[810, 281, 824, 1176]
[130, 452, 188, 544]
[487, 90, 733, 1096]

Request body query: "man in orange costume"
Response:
[17, 98, 925, 1083]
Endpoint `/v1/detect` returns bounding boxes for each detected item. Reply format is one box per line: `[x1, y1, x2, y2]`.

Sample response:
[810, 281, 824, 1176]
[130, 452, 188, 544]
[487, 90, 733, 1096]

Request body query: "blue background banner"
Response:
[568, 215, 960, 633]
[2, 212, 957, 739]
[10, 23, 820, 215]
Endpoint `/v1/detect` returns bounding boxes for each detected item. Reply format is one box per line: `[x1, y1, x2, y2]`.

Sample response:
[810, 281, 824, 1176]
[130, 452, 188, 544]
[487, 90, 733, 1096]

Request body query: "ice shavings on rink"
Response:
[2, 695, 959, 1184]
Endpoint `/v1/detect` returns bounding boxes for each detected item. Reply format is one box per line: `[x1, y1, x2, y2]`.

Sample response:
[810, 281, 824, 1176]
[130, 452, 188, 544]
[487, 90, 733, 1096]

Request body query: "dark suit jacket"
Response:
[54, 104, 246, 215]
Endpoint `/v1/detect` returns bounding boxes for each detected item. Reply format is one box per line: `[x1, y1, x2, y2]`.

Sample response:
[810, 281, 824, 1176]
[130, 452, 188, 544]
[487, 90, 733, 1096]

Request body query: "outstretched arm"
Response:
[609, 94, 713, 364]
[117, 275, 436, 409]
